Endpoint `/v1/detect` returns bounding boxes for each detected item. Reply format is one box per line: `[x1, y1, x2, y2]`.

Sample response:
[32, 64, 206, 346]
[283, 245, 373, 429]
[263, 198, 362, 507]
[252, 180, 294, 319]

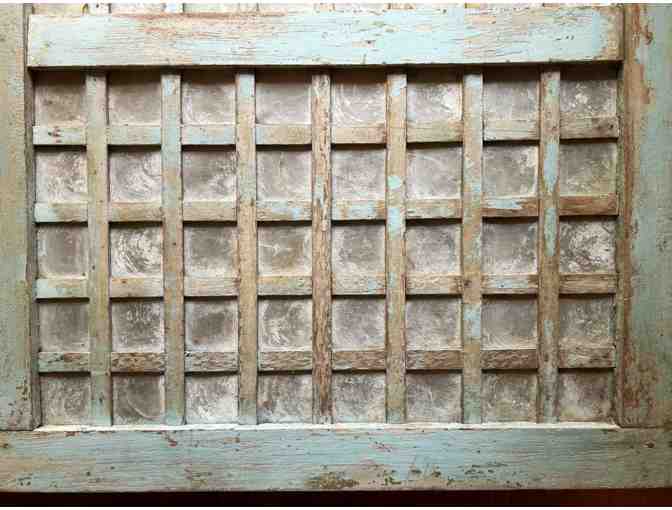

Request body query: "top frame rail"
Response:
[27, 6, 623, 68]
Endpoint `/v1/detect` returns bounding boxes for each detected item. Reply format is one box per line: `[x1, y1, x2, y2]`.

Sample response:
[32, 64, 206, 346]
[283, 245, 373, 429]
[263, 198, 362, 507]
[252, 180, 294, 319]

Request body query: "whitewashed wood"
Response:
[27, 7, 623, 67]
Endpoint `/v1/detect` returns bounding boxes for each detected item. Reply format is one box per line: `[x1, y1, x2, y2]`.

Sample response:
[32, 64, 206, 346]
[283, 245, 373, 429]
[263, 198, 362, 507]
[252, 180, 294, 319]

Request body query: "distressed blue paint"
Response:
[624, 5, 672, 427]
[542, 140, 559, 191]
[544, 206, 557, 258]
[387, 175, 403, 191]
[488, 198, 523, 211]
[387, 206, 404, 236]
[27, 7, 622, 68]
[3, 425, 667, 492]
[463, 304, 481, 340]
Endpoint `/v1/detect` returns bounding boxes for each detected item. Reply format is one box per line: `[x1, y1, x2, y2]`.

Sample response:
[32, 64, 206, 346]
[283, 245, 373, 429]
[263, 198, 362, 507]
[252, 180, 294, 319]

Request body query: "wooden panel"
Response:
[385, 73, 407, 423]
[162, 73, 184, 425]
[538, 69, 560, 422]
[461, 72, 483, 424]
[1, 427, 671, 491]
[622, 5, 672, 427]
[0, 5, 38, 429]
[236, 72, 257, 425]
[86, 72, 111, 426]
[28, 7, 623, 67]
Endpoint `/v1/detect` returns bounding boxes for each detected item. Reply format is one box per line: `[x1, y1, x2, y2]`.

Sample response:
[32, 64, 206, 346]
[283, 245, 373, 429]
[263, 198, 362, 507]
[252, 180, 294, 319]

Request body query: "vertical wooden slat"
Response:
[621, 5, 672, 427]
[162, 73, 185, 425]
[385, 72, 407, 424]
[461, 72, 483, 425]
[311, 73, 332, 424]
[538, 69, 560, 423]
[0, 4, 39, 429]
[87, 72, 111, 426]
[237, 72, 258, 425]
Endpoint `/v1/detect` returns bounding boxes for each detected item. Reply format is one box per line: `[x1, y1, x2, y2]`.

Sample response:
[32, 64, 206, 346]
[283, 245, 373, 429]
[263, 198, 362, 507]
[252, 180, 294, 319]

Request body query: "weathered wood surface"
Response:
[0, 426, 670, 491]
[0, 5, 39, 430]
[27, 7, 623, 68]
[621, 5, 672, 428]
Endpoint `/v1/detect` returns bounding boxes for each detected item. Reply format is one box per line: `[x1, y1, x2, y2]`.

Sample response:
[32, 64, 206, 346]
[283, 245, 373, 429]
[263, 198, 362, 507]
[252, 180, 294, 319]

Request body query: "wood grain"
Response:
[28, 7, 623, 67]
[86, 72, 111, 426]
[621, 5, 672, 427]
[2, 426, 670, 492]
[538, 69, 560, 423]
[462, 72, 483, 424]
[162, 73, 185, 425]
[385, 73, 407, 424]
[312, 73, 332, 424]
[236, 72, 258, 425]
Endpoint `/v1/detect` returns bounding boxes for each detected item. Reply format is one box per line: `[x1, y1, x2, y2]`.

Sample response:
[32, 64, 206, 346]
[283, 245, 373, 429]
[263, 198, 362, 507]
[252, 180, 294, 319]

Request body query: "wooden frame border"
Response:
[27, 6, 622, 67]
[1, 3, 671, 492]
[0, 425, 671, 491]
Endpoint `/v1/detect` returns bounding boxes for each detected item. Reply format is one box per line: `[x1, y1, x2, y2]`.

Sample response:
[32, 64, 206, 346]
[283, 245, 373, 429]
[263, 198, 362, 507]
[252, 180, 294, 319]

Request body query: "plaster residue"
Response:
[111, 300, 164, 353]
[256, 70, 311, 124]
[36, 148, 87, 203]
[37, 225, 88, 278]
[185, 224, 237, 277]
[482, 297, 538, 349]
[109, 148, 161, 203]
[482, 372, 538, 422]
[108, 70, 161, 125]
[332, 223, 385, 275]
[182, 148, 237, 202]
[332, 297, 385, 351]
[185, 299, 238, 352]
[407, 222, 460, 274]
[258, 224, 311, 276]
[182, 70, 235, 124]
[332, 373, 386, 423]
[258, 298, 312, 351]
[257, 374, 312, 424]
[111, 226, 163, 277]
[186, 375, 238, 424]
[39, 301, 89, 352]
[331, 71, 386, 125]
[559, 219, 615, 273]
[40, 374, 91, 425]
[483, 143, 538, 198]
[407, 68, 462, 122]
[34, 71, 84, 125]
[113, 375, 165, 425]
[484, 67, 540, 121]
[333, 147, 386, 200]
[406, 297, 461, 350]
[407, 372, 462, 423]
[483, 220, 538, 275]
[257, 149, 311, 201]
[407, 145, 462, 199]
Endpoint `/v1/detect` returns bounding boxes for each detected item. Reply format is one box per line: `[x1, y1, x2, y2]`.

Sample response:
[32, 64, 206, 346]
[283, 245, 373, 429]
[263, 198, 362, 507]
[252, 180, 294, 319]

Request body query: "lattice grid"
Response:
[33, 61, 620, 426]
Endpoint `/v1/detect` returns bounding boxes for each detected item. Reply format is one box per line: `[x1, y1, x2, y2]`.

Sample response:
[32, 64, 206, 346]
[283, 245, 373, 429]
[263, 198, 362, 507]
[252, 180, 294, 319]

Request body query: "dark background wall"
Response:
[1, 489, 671, 506]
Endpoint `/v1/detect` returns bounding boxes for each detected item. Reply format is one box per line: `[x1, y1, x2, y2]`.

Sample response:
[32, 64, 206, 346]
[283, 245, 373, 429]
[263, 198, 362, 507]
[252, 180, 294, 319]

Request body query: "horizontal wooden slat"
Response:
[182, 124, 235, 146]
[183, 201, 237, 222]
[258, 275, 312, 296]
[332, 274, 385, 295]
[406, 350, 463, 370]
[560, 116, 619, 139]
[482, 274, 539, 295]
[185, 352, 238, 373]
[109, 277, 163, 298]
[332, 126, 385, 144]
[108, 202, 162, 222]
[256, 124, 311, 145]
[33, 125, 85, 145]
[110, 353, 165, 373]
[559, 274, 617, 294]
[28, 7, 622, 67]
[406, 275, 462, 295]
[332, 200, 386, 221]
[481, 349, 538, 370]
[4, 427, 672, 492]
[38, 352, 90, 373]
[406, 199, 462, 220]
[482, 197, 538, 218]
[407, 121, 462, 143]
[559, 345, 616, 369]
[259, 351, 312, 371]
[34, 203, 87, 223]
[108, 125, 161, 145]
[559, 194, 618, 216]
[257, 201, 311, 222]
[184, 277, 238, 297]
[484, 119, 539, 141]
[36, 278, 87, 299]
[332, 350, 386, 371]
